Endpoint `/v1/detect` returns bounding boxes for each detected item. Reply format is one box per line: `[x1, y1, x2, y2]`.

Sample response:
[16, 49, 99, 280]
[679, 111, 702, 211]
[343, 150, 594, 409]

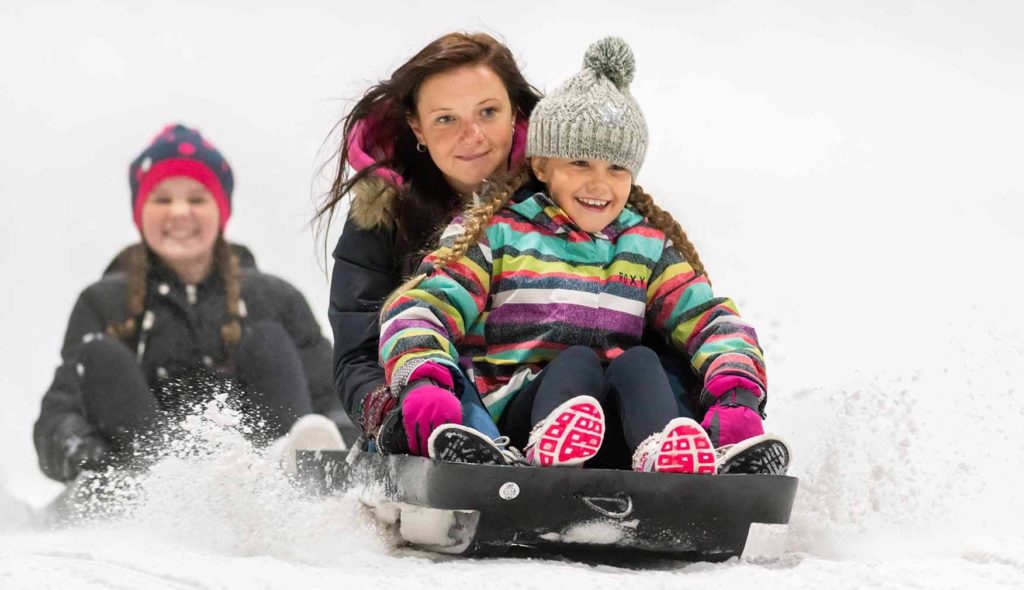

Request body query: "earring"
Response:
[416, 142, 427, 153]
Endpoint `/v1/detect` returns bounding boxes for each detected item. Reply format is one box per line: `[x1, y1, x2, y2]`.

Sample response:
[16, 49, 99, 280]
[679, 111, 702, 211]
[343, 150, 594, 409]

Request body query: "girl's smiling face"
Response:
[140, 176, 220, 276]
[531, 157, 633, 233]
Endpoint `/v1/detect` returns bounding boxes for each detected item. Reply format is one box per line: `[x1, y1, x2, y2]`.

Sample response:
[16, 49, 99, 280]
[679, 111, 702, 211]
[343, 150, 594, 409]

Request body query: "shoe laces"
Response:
[714, 443, 734, 465]
[493, 436, 529, 466]
[630, 431, 661, 471]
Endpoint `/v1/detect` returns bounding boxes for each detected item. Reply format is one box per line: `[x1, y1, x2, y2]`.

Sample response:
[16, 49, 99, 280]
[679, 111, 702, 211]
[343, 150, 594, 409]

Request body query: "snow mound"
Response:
[53, 393, 383, 565]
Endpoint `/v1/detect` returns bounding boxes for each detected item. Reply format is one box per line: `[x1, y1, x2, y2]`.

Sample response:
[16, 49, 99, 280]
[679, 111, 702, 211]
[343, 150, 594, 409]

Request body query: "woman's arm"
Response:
[328, 216, 402, 423]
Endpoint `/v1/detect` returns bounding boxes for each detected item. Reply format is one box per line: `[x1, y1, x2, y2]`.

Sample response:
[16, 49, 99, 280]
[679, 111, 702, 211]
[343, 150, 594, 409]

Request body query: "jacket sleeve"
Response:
[329, 216, 402, 421]
[378, 218, 493, 392]
[645, 244, 767, 411]
[273, 278, 338, 418]
[33, 288, 106, 482]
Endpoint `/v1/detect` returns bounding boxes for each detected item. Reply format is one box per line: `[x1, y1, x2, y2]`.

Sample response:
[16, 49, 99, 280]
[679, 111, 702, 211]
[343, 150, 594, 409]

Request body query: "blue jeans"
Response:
[454, 370, 501, 439]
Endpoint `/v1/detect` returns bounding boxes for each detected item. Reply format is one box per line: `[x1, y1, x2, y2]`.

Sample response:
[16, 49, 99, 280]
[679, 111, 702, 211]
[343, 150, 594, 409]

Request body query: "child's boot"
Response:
[632, 417, 717, 474]
[428, 424, 526, 466]
[525, 395, 605, 467]
[715, 433, 791, 475]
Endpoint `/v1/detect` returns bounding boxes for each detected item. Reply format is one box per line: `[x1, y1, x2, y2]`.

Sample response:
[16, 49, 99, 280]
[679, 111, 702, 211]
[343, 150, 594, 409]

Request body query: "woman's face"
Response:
[140, 176, 220, 272]
[408, 64, 515, 197]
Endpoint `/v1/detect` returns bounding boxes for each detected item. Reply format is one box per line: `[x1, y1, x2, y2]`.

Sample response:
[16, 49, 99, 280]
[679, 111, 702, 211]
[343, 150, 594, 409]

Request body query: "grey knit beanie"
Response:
[527, 37, 648, 177]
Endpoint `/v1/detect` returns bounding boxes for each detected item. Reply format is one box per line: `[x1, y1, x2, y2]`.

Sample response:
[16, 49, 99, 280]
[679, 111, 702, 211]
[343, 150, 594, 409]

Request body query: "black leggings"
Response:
[498, 345, 691, 469]
[77, 320, 312, 447]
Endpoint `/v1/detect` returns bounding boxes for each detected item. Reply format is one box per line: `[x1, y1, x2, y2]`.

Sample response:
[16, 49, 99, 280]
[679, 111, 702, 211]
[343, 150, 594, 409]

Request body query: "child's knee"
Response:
[609, 346, 660, 372]
[241, 320, 290, 346]
[559, 345, 602, 366]
[556, 345, 603, 377]
[236, 321, 297, 363]
[549, 346, 604, 391]
[78, 335, 137, 376]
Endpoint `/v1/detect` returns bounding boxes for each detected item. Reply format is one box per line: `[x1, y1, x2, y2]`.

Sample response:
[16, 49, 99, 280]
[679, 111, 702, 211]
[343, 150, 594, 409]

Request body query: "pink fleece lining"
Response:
[348, 118, 404, 186]
[408, 362, 455, 390]
[509, 118, 528, 167]
[705, 374, 762, 398]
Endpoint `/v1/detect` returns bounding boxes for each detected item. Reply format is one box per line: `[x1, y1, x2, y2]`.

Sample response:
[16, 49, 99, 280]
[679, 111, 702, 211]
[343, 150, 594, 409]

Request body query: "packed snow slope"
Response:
[2, 1, 1023, 588]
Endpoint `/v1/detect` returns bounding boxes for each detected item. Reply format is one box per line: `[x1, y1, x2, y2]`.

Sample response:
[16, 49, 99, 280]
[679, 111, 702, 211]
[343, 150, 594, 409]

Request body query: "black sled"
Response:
[298, 446, 797, 561]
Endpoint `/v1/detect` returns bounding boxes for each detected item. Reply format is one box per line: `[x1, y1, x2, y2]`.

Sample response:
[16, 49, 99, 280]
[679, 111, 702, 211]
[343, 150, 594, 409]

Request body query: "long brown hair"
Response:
[381, 168, 711, 317]
[314, 32, 541, 265]
[107, 236, 243, 350]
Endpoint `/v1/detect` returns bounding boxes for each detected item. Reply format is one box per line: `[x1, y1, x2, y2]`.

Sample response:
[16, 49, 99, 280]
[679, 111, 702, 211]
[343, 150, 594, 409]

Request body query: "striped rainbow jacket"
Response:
[380, 186, 766, 421]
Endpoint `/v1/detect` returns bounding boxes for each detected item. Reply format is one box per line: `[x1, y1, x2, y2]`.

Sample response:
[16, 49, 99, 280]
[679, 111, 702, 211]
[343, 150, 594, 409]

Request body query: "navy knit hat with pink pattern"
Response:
[128, 123, 234, 231]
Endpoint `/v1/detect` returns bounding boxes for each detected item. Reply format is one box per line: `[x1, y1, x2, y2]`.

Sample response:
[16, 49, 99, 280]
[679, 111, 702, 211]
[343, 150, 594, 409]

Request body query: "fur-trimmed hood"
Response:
[348, 176, 401, 231]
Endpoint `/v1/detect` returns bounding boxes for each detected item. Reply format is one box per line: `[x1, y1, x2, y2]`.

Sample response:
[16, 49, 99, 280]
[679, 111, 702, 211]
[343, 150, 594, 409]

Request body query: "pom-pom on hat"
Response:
[128, 124, 234, 231]
[526, 37, 649, 178]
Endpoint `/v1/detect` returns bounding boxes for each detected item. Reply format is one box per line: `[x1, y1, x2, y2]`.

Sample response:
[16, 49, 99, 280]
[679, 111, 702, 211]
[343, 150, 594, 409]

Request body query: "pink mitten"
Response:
[701, 375, 765, 447]
[400, 363, 462, 456]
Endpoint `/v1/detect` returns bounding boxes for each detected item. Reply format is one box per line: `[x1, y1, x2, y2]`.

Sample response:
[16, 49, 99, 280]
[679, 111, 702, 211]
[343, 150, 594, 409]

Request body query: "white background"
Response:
[2, 1, 1023, 588]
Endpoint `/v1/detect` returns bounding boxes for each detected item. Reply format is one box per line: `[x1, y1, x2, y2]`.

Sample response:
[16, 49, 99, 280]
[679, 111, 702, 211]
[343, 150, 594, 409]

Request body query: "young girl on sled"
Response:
[375, 38, 789, 474]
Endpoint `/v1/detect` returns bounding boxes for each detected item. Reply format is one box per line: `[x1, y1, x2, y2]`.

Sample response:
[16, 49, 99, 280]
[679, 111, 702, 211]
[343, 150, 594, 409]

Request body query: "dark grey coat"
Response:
[34, 245, 338, 481]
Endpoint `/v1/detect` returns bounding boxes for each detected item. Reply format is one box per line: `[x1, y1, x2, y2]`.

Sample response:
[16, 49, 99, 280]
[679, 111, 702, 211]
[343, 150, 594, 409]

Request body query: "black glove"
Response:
[55, 433, 109, 482]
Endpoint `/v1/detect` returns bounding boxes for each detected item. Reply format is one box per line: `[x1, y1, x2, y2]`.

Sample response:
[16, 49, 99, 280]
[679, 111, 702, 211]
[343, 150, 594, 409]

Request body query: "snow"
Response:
[3, 0, 1024, 587]
[547, 521, 626, 545]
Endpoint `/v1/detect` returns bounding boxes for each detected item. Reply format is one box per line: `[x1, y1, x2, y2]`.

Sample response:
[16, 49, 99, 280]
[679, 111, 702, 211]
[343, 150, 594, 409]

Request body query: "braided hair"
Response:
[106, 236, 243, 350]
[626, 185, 709, 283]
[381, 166, 711, 319]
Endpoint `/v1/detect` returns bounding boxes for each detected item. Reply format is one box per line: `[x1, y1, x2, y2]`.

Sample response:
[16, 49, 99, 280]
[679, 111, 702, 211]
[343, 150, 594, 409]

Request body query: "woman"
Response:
[35, 123, 344, 484]
[317, 32, 540, 458]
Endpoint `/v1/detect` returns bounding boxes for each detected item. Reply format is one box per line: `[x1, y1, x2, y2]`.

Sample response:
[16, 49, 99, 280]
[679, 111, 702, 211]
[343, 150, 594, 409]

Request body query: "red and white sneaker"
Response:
[632, 417, 717, 475]
[525, 395, 605, 467]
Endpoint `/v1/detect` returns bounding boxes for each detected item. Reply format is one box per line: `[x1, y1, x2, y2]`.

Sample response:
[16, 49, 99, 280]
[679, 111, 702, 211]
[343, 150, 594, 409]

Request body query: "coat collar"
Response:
[148, 252, 224, 294]
[508, 187, 644, 241]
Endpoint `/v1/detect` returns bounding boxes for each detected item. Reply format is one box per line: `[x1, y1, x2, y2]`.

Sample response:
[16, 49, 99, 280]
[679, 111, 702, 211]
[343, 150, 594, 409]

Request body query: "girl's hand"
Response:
[701, 401, 764, 447]
[701, 374, 765, 447]
[401, 384, 462, 455]
[59, 433, 109, 482]
[399, 362, 462, 455]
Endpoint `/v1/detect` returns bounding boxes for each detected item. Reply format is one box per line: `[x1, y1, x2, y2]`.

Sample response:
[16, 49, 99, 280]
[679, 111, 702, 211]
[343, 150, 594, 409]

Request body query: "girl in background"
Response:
[35, 123, 344, 486]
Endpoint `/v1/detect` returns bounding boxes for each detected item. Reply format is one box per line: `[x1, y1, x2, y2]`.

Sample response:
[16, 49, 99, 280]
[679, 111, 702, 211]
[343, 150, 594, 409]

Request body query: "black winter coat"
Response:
[34, 244, 338, 481]
[329, 177, 450, 423]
